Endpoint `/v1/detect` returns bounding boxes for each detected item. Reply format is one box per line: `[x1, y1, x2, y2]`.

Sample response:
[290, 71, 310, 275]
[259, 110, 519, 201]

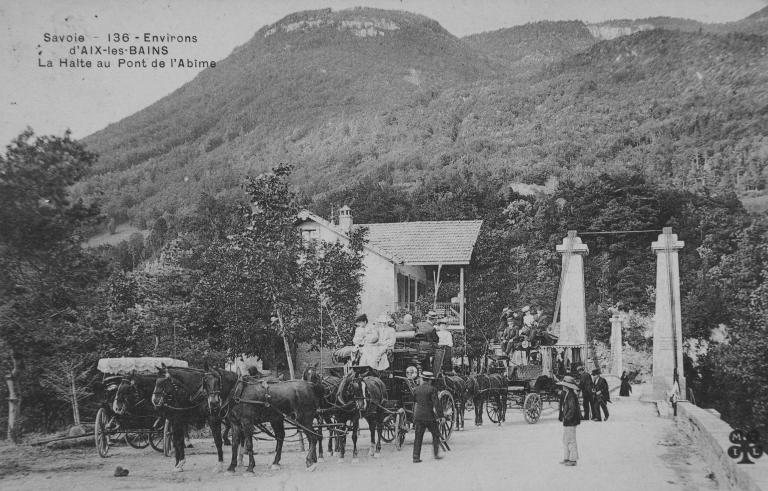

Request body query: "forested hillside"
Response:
[73, 7, 768, 229]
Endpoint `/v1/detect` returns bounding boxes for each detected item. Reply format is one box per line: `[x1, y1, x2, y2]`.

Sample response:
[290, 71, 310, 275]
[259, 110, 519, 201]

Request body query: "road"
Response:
[0, 388, 722, 491]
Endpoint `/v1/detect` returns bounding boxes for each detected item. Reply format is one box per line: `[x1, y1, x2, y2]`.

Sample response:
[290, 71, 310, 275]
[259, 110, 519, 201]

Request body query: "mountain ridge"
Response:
[74, 7, 768, 227]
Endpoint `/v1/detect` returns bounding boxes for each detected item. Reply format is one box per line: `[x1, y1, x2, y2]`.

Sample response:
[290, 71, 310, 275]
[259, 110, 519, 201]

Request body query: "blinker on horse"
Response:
[113, 372, 156, 416]
[338, 373, 388, 459]
[152, 364, 227, 473]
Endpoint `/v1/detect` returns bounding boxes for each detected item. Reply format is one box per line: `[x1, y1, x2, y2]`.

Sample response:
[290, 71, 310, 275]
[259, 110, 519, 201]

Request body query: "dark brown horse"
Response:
[226, 378, 323, 473]
[463, 373, 507, 426]
[113, 372, 158, 418]
[302, 365, 354, 462]
[439, 373, 467, 431]
[337, 372, 388, 459]
[151, 365, 225, 472]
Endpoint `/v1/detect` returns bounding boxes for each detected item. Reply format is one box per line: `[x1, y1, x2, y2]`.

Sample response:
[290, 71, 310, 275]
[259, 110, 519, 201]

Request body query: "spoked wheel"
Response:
[381, 413, 396, 443]
[438, 390, 455, 442]
[125, 431, 150, 449]
[163, 419, 174, 457]
[523, 393, 543, 424]
[94, 408, 110, 458]
[394, 409, 407, 451]
[486, 395, 502, 424]
[149, 418, 164, 452]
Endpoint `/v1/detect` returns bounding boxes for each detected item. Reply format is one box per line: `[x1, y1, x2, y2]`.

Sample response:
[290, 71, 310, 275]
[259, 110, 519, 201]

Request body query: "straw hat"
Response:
[421, 371, 436, 380]
[426, 311, 438, 319]
[376, 313, 394, 325]
[556, 375, 579, 391]
[522, 306, 531, 313]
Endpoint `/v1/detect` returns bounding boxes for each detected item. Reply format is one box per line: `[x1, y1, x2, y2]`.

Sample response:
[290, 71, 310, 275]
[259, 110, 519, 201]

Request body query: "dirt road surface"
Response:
[0, 389, 721, 490]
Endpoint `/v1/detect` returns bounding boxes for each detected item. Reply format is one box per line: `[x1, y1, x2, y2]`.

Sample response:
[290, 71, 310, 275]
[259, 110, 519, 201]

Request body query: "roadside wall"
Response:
[676, 402, 768, 491]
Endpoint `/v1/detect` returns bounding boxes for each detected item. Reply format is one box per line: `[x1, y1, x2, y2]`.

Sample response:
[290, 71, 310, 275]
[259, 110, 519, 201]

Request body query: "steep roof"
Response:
[355, 220, 483, 265]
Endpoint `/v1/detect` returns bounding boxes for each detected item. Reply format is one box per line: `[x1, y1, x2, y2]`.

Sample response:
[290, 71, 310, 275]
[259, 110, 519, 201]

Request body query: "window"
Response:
[301, 228, 318, 242]
[397, 274, 418, 308]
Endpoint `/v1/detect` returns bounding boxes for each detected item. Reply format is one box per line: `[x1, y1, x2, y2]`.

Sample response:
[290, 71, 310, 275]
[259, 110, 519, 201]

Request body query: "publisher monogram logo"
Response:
[727, 429, 764, 464]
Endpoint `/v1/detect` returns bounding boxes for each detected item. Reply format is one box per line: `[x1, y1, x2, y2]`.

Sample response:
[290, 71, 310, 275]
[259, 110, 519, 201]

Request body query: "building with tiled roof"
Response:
[356, 220, 483, 266]
[296, 206, 482, 327]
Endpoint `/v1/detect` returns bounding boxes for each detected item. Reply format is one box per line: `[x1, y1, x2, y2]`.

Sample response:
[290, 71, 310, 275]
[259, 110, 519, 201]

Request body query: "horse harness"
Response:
[153, 372, 207, 412]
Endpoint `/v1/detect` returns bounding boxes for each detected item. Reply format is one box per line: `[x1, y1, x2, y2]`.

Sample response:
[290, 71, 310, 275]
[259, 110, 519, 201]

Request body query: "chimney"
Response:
[338, 205, 353, 233]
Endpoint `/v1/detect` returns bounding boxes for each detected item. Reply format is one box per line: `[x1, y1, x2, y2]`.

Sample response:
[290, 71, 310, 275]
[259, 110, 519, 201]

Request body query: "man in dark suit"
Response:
[412, 371, 444, 463]
[591, 368, 610, 421]
[576, 365, 593, 420]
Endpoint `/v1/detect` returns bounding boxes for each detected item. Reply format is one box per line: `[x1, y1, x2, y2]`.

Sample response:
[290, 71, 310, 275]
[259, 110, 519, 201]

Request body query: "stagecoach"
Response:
[94, 357, 187, 457]
[330, 335, 458, 449]
[382, 336, 458, 449]
[482, 341, 562, 425]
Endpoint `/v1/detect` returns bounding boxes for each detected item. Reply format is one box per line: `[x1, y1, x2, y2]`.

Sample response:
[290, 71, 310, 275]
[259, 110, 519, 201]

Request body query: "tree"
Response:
[39, 357, 92, 427]
[0, 129, 105, 442]
[178, 166, 367, 377]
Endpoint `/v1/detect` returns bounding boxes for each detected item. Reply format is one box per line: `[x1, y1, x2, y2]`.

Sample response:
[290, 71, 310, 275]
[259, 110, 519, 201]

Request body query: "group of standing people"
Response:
[576, 365, 611, 422]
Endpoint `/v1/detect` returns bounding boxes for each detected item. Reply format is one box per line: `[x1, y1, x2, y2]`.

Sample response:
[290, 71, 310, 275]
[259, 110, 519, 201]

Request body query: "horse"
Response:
[151, 365, 225, 472]
[201, 365, 259, 467]
[225, 377, 323, 473]
[438, 373, 467, 431]
[337, 372, 388, 459]
[302, 364, 351, 462]
[113, 372, 158, 418]
[463, 373, 507, 426]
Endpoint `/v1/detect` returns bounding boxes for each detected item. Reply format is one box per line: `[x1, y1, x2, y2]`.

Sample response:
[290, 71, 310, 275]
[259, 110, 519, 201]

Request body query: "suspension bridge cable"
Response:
[578, 229, 663, 236]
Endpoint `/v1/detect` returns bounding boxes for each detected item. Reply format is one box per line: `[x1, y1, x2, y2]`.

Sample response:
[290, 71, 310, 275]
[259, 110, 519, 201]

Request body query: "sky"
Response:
[1, 0, 765, 146]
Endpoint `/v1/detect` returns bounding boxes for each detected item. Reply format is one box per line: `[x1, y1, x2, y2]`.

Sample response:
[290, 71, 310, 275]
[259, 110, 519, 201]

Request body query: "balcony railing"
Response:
[392, 302, 462, 325]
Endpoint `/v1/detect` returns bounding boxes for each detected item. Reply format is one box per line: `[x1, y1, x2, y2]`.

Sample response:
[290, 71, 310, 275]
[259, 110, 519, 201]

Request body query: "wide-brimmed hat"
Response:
[522, 306, 531, 313]
[556, 375, 579, 391]
[426, 311, 438, 319]
[354, 314, 368, 323]
[421, 371, 435, 380]
[376, 313, 394, 325]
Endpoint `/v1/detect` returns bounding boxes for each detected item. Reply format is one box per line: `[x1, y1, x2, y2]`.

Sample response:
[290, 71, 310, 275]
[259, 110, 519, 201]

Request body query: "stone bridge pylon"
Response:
[651, 227, 685, 400]
[552, 227, 686, 401]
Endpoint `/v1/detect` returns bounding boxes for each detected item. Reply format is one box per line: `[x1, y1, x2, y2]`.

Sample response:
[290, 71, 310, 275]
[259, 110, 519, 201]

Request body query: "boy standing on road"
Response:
[558, 375, 581, 466]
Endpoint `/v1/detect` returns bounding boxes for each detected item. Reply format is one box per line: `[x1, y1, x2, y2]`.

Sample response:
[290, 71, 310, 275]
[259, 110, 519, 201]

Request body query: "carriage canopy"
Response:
[97, 357, 189, 375]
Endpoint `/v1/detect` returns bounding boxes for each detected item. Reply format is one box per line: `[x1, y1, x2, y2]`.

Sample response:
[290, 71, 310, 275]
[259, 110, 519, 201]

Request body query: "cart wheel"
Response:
[95, 408, 110, 458]
[163, 419, 174, 457]
[394, 410, 407, 451]
[149, 419, 164, 452]
[125, 431, 150, 449]
[486, 396, 501, 424]
[523, 393, 542, 424]
[381, 413, 396, 443]
[438, 390, 455, 442]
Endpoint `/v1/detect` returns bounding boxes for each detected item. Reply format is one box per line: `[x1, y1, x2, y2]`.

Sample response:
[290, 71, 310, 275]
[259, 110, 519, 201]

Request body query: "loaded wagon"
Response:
[483, 342, 563, 424]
